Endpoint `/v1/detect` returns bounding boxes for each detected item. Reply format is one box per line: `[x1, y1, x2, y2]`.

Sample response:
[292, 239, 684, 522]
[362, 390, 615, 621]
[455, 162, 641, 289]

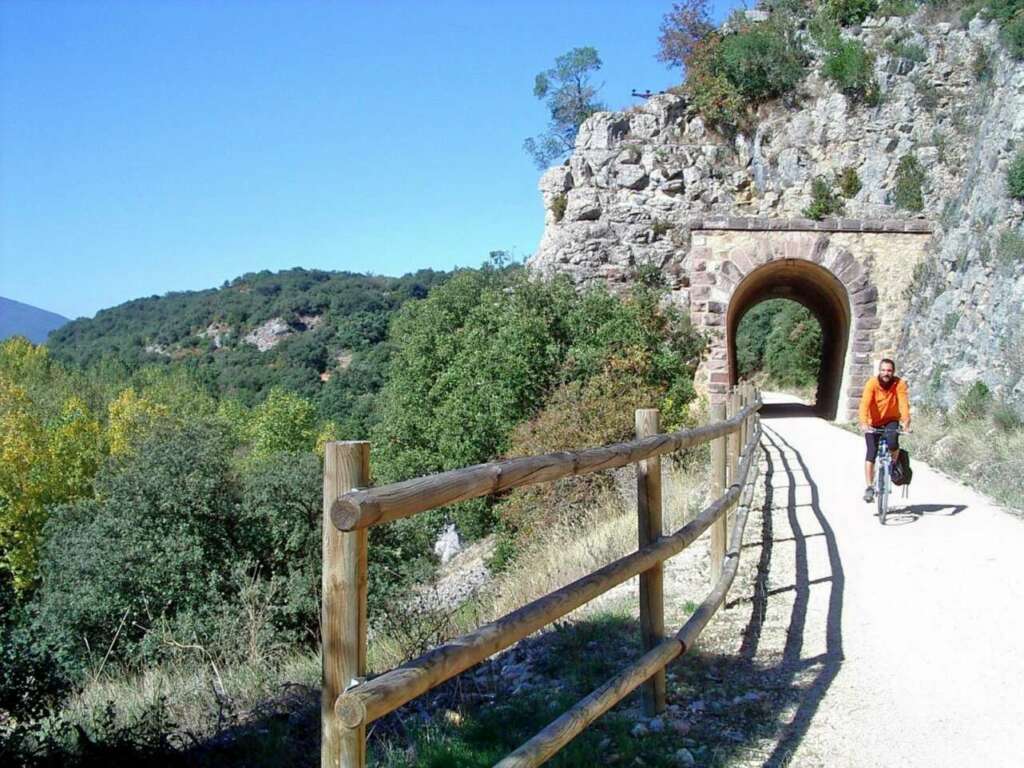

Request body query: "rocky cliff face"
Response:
[528, 10, 1024, 409]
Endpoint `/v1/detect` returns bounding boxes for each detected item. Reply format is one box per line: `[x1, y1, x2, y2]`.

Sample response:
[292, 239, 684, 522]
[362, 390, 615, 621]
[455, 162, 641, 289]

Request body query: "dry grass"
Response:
[66, 646, 320, 740]
[907, 407, 1024, 514]
[483, 461, 708, 622]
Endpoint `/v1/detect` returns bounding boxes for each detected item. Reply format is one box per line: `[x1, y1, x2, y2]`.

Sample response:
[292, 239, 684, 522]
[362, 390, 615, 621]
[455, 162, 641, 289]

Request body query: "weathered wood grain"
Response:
[635, 408, 665, 716]
[321, 442, 369, 768]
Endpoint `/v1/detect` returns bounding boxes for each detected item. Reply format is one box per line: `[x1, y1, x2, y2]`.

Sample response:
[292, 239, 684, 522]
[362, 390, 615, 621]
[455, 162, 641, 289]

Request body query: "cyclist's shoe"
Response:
[863, 486, 875, 503]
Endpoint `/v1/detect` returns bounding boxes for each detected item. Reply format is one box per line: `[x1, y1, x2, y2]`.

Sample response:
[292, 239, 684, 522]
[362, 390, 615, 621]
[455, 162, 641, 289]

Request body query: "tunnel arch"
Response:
[688, 222, 930, 422]
[726, 260, 852, 419]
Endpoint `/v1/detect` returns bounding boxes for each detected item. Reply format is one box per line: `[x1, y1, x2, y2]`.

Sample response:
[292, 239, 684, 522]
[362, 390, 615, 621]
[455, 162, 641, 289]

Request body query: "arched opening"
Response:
[727, 259, 852, 419]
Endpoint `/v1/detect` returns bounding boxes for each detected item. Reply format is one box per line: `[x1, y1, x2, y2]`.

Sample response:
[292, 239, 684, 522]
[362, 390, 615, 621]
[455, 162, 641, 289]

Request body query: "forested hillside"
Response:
[47, 268, 449, 433]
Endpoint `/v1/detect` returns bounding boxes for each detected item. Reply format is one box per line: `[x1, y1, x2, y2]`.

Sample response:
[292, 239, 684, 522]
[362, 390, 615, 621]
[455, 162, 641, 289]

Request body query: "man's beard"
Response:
[878, 375, 895, 389]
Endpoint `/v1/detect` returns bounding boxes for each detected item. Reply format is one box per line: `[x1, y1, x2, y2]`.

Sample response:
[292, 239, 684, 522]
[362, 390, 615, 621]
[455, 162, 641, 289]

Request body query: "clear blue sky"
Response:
[1, 1, 742, 319]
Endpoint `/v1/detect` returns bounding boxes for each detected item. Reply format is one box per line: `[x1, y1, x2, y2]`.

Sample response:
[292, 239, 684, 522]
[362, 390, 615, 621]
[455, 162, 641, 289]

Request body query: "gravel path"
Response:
[723, 399, 1024, 767]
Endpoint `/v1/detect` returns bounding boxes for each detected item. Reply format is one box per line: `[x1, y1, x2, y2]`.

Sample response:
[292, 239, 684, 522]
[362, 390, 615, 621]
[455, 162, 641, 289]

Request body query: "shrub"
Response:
[839, 165, 863, 196]
[972, 44, 994, 81]
[956, 381, 992, 419]
[803, 176, 845, 219]
[886, 33, 928, 63]
[716, 21, 807, 100]
[0, 591, 70, 720]
[496, 368, 665, 546]
[996, 229, 1024, 265]
[822, 38, 880, 104]
[1008, 151, 1024, 200]
[878, 0, 917, 15]
[31, 423, 239, 678]
[894, 153, 926, 211]
[1004, 16, 1024, 58]
[683, 37, 746, 129]
[985, 0, 1024, 58]
[825, 0, 880, 25]
[551, 193, 567, 222]
[911, 74, 940, 110]
[960, 1, 985, 26]
[681, 12, 808, 130]
[992, 400, 1023, 431]
[28, 422, 332, 678]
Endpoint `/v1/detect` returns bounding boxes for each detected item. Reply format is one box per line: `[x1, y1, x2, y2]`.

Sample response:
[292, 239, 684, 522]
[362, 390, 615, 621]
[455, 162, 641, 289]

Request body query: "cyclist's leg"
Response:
[863, 431, 878, 501]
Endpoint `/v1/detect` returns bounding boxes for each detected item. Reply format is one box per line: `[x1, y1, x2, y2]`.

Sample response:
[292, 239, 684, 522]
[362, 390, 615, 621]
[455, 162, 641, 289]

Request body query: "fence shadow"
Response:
[750, 424, 845, 766]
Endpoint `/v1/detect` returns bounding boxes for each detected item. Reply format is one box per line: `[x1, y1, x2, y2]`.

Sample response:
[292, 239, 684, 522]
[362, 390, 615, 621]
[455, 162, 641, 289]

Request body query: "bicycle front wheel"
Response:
[877, 476, 889, 524]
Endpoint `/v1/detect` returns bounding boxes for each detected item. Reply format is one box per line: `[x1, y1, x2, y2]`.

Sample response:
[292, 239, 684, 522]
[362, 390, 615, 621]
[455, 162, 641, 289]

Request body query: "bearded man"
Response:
[859, 358, 911, 503]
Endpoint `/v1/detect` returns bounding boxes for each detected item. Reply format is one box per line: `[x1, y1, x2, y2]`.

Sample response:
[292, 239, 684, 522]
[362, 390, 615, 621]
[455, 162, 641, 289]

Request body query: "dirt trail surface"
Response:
[718, 395, 1024, 767]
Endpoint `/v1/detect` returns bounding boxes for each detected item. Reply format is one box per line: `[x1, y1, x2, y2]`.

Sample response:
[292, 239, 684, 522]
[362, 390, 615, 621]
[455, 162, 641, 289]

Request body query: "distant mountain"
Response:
[0, 296, 70, 344]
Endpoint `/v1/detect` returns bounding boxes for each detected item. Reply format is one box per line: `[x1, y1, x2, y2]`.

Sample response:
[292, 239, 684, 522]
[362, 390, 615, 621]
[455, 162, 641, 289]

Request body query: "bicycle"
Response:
[870, 427, 903, 525]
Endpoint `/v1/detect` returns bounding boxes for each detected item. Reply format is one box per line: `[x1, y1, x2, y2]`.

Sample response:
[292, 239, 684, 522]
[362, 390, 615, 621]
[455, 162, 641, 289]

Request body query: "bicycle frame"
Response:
[875, 432, 892, 524]
[872, 426, 902, 525]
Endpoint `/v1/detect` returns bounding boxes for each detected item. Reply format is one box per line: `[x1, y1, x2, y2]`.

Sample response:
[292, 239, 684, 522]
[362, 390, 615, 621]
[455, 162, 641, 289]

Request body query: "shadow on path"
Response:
[759, 403, 819, 420]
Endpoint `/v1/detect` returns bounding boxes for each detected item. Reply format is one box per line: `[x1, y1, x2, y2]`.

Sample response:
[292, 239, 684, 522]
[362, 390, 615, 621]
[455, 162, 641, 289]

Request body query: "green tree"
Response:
[32, 423, 238, 675]
[523, 47, 605, 169]
[735, 299, 822, 388]
[248, 387, 316, 456]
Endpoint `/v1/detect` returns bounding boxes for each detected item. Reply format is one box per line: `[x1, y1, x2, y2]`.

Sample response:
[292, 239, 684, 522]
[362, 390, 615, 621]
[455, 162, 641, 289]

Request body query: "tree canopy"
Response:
[523, 47, 605, 169]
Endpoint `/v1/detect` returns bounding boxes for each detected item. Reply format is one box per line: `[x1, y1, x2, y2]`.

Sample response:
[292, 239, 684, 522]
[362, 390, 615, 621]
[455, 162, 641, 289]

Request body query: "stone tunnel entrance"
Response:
[687, 218, 932, 421]
[727, 260, 850, 419]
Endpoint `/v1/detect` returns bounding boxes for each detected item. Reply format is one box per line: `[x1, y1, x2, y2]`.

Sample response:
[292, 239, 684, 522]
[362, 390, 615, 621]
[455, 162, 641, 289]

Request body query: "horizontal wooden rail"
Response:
[334, 412, 762, 731]
[331, 402, 759, 532]
[494, 425, 762, 768]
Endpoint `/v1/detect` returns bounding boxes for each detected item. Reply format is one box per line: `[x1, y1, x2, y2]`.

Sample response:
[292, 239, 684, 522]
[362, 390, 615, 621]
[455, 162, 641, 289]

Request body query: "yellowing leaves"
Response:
[107, 387, 170, 456]
[0, 378, 103, 591]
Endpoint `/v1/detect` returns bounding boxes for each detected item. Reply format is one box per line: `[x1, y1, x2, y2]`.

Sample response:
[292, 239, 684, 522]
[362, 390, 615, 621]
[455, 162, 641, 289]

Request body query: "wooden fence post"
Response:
[710, 401, 728, 583]
[739, 384, 748, 452]
[726, 388, 740, 487]
[635, 408, 666, 716]
[323, 442, 370, 768]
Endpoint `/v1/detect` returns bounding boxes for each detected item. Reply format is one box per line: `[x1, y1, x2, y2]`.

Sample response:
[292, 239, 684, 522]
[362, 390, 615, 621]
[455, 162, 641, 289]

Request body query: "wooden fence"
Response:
[321, 383, 762, 767]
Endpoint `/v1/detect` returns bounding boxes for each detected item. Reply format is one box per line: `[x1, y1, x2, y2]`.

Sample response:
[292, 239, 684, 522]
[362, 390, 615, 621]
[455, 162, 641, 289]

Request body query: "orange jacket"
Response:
[859, 376, 910, 427]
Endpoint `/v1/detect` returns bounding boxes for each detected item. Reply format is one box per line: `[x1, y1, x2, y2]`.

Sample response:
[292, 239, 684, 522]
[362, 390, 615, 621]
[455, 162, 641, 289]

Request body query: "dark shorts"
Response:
[865, 421, 900, 461]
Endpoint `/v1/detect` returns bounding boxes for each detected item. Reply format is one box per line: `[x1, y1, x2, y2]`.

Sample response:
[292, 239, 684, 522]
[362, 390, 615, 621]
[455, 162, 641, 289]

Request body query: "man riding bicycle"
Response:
[859, 358, 911, 503]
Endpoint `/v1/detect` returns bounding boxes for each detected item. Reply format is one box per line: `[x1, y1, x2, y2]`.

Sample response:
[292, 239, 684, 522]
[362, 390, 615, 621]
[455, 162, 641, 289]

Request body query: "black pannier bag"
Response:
[891, 450, 913, 486]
